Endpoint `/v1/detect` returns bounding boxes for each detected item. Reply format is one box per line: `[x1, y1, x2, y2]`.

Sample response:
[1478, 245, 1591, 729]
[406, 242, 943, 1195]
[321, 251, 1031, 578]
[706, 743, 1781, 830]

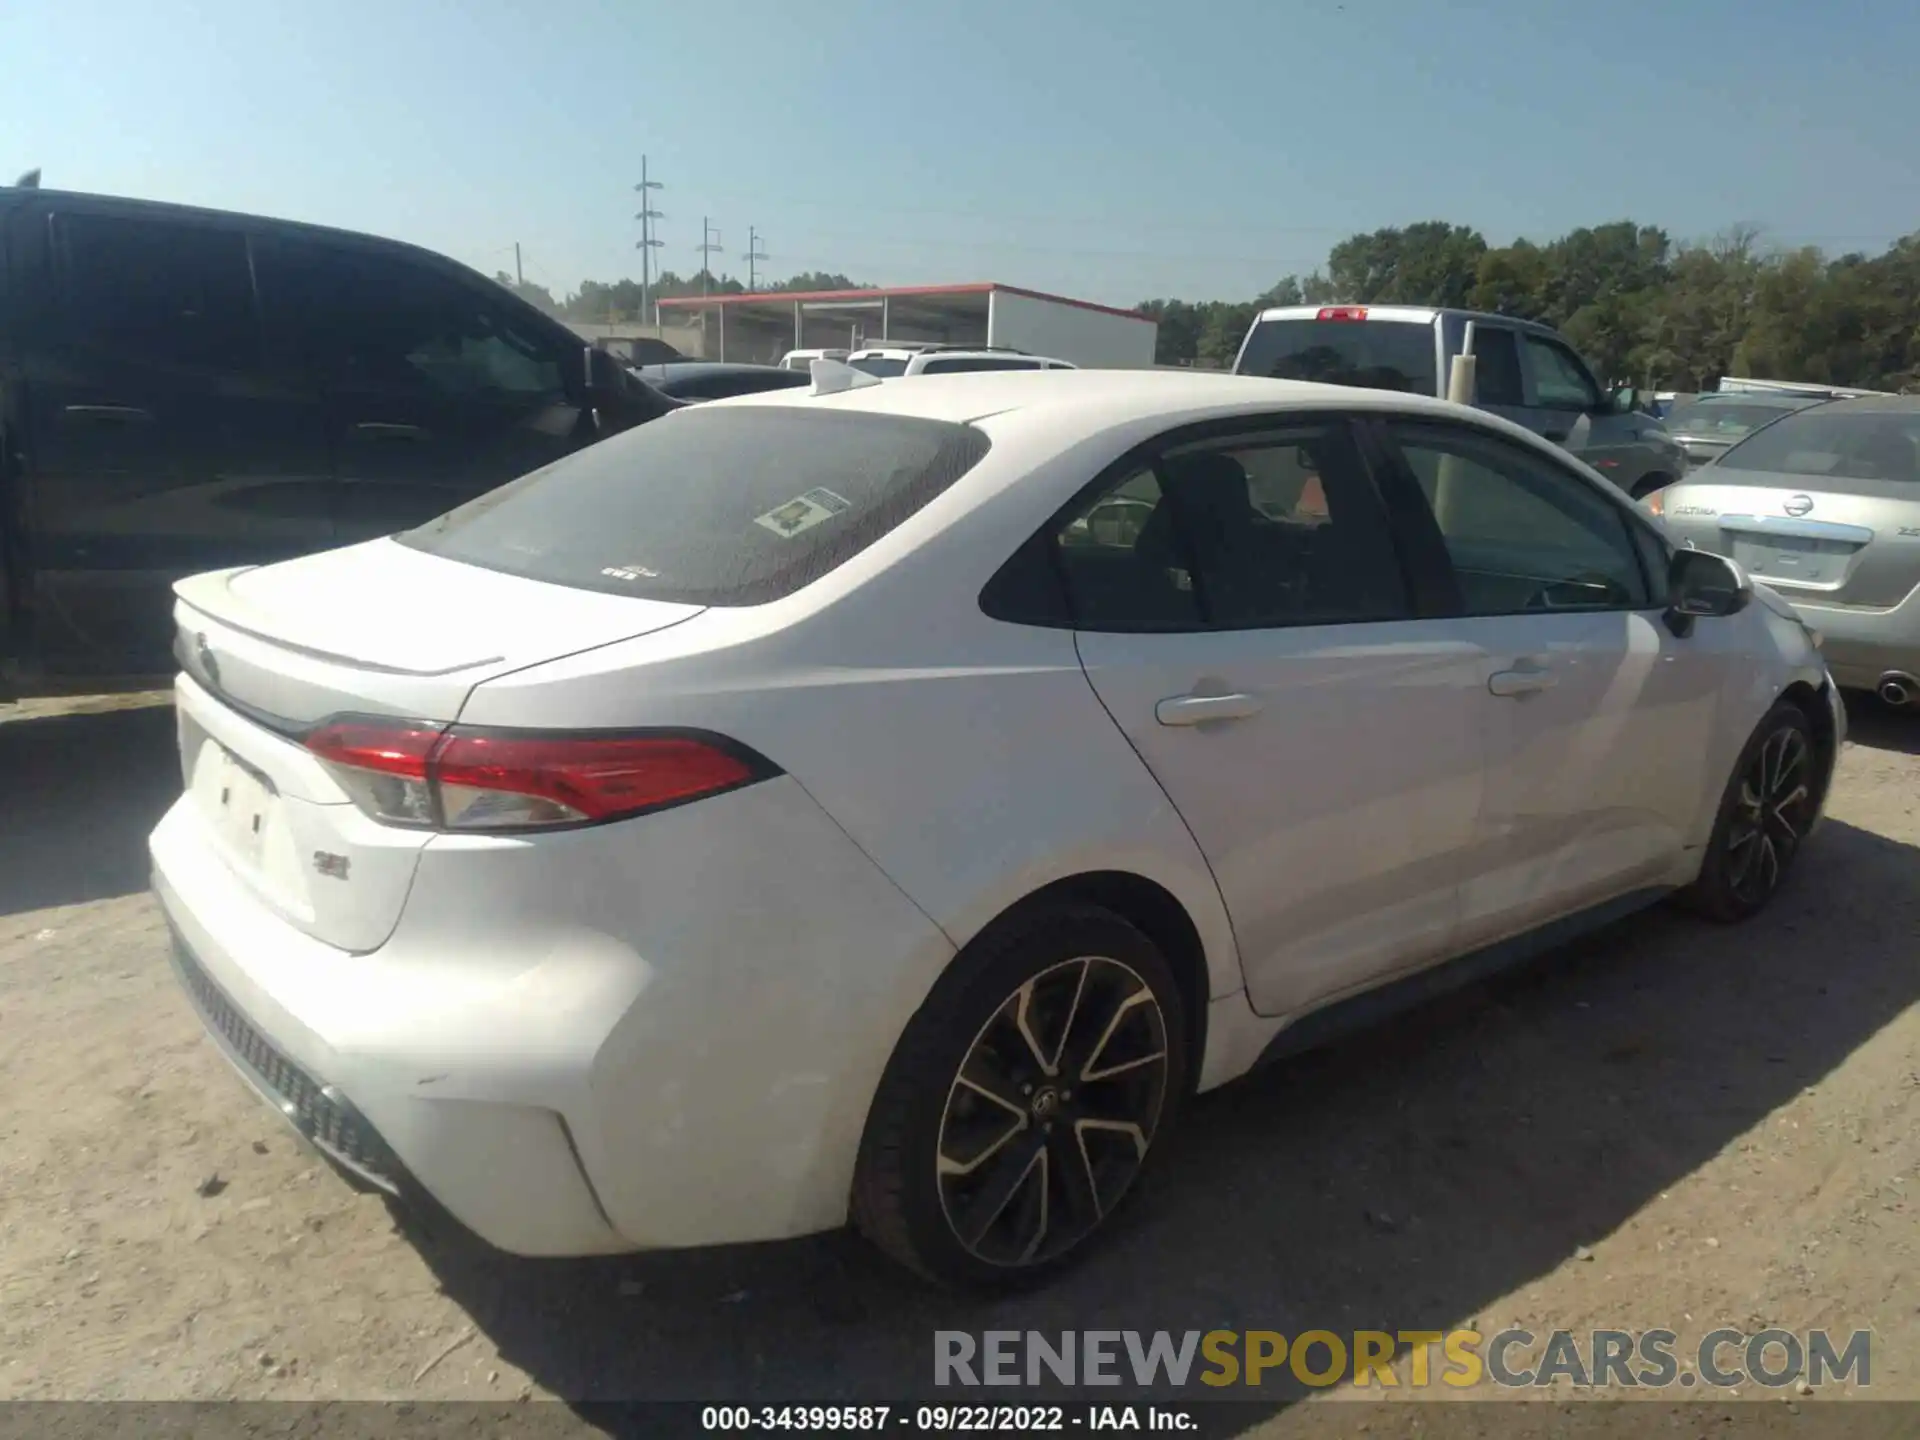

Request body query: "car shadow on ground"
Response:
[400, 815, 1920, 1431]
[1844, 692, 1920, 757]
[0, 701, 178, 919]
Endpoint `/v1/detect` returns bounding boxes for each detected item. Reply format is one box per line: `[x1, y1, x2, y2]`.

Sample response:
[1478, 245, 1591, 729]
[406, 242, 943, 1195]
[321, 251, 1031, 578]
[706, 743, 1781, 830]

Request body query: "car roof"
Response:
[1779, 394, 1920, 416]
[2, 184, 455, 268]
[711, 366, 1545, 439]
[1251, 303, 1562, 338]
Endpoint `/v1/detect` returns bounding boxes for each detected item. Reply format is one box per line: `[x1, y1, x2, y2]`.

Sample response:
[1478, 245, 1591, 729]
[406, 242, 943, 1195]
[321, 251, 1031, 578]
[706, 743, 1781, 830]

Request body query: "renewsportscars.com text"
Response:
[934, 1328, 1871, 1391]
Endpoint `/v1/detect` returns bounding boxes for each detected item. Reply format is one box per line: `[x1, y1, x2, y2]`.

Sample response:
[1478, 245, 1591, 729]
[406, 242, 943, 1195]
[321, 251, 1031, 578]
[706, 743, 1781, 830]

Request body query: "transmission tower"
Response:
[743, 226, 769, 291]
[633, 157, 664, 324]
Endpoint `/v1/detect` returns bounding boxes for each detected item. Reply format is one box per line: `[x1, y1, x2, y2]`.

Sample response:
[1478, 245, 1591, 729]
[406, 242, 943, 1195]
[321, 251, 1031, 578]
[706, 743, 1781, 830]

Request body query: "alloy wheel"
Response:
[1725, 724, 1812, 905]
[935, 956, 1170, 1268]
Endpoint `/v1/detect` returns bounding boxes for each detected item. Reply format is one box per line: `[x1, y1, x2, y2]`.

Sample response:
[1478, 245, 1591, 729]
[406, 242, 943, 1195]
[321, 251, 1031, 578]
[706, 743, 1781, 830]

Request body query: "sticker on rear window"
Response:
[755, 487, 851, 538]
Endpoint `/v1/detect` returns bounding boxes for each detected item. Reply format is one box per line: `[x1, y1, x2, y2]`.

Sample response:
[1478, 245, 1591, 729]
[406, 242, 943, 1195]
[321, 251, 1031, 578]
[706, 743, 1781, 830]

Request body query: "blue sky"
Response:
[4, 0, 1917, 307]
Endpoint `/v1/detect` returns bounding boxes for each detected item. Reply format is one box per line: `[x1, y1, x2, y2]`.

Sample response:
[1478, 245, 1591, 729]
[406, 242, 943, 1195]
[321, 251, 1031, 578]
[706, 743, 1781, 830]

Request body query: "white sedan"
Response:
[151, 367, 1841, 1289]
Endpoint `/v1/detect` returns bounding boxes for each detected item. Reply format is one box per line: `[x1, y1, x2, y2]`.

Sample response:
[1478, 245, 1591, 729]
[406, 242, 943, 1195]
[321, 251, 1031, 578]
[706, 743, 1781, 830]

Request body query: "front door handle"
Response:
[1488, 665, 1555, 698]
[351, 422, 428, 442]
[1156, 692, 1263, 727]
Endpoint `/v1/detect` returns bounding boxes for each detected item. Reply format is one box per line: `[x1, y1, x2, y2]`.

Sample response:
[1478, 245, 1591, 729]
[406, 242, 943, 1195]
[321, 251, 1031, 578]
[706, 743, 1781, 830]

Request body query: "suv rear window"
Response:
[397, 407, 991, 605]
[849, 354, 909, 377]
[1235, 317, 1438, 395]
[917, 356, 1043, 374]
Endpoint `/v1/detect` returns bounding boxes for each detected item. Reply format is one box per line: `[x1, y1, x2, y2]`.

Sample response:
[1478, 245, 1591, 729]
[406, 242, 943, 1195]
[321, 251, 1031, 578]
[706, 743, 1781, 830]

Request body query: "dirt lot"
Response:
[2, 691, 1918, 1430]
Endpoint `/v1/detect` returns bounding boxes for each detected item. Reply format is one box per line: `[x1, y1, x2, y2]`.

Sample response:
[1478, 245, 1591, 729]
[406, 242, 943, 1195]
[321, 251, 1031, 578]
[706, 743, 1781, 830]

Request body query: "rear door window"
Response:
[1471, 327, 1525, 406]
[398, 406, 991, 604]
[54, 212, 258, 371]
[1234, 316, 1438, 395]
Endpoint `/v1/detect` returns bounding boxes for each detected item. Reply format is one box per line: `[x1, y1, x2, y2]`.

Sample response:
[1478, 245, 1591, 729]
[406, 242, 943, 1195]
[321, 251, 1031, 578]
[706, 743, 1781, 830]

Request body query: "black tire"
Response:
[1676, 699, 1818, 922]
[851, 904, 1189, 1289]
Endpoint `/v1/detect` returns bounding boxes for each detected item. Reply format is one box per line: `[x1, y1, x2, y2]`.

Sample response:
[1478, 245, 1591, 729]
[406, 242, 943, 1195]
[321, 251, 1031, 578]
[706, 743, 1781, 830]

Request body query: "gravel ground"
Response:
[2, 691, 1917, 1432]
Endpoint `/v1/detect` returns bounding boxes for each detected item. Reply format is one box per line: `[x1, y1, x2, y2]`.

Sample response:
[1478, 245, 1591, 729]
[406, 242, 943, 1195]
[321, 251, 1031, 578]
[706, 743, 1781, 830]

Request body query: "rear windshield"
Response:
[1717, 406, 1920, 484]
[397, 407, 992, 604]
[1670, 399, 1815, 436]
[849, 355, 909, 377]
[1235, 317, 1438, 395]
[917, 356, 1043, 374]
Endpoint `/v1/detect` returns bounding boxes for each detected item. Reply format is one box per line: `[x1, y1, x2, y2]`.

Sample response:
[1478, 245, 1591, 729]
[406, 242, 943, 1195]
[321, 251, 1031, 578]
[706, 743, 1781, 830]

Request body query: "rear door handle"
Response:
[1488, 665, 1555, 697]
[1155, 692, 1263, 726]
[351, 422, 428, 441]
[64, 404, 153, 424]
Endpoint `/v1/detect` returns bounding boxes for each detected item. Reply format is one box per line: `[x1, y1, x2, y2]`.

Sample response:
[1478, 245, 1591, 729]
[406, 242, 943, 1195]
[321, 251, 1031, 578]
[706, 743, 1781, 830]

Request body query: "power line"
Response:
[743, 225, 769, 290]
[634, 156, 665, 325]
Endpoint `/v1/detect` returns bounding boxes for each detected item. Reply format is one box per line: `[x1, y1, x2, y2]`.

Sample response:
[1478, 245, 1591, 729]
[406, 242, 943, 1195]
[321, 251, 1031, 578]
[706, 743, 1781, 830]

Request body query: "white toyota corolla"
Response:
[151, 366, 1842, 1288]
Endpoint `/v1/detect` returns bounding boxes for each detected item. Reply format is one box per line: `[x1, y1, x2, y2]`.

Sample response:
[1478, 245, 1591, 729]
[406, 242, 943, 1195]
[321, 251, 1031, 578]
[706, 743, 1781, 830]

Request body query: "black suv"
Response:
[0, 187, 675, 698]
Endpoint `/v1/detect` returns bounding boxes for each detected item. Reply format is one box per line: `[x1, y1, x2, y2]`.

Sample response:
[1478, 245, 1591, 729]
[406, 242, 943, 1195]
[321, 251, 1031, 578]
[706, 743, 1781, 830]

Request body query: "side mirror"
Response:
[1609, 385, 1640, 414]
[1665, 547, 1750, 635]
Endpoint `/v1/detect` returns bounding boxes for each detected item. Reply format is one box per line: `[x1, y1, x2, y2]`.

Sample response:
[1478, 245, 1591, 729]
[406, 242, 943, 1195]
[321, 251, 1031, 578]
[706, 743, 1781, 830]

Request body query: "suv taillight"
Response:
[304, 719, 776, 832]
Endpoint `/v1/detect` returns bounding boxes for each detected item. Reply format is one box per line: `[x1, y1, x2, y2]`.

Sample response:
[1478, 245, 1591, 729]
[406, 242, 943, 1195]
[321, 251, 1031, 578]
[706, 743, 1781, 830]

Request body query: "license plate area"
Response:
[1728, 532, 1854, 587]
[191, 738, 282, 870]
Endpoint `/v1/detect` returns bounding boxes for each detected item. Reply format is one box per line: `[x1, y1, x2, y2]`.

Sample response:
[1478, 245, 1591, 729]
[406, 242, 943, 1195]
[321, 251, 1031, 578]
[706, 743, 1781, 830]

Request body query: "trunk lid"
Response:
[170, 538, 704, 952]
[1659, 469, 1920, 609]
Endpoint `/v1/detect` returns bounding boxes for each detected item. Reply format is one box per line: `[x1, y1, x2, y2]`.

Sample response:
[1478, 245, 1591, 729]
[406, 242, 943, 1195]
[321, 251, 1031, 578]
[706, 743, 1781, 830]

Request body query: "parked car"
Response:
[1663, 392, 1827, 470]
[0, 187, 677, 700]
[1648, 396, 1920, 706]
[778, 348, 850, 371]
[846, 344, 1074, 378]
[1233, 305, 1687, 498]
[635, 361, 811, 403]
[152, 370, 1838, 1289]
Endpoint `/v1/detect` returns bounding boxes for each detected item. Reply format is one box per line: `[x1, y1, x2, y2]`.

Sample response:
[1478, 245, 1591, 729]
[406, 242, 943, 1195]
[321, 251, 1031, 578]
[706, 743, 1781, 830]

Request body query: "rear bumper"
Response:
[149, 769, 956, 1257]
[1788, 592, 1920, 690]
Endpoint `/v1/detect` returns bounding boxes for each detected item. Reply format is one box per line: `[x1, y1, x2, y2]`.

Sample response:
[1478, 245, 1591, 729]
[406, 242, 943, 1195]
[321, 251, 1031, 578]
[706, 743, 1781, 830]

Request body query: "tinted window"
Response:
[1388, 422, 1650, 614]
[1473, 327, 1525, 406]
[56, 214, 256, 370]
[1524, 334, 1600, 411]
[1235, 318, 1438, 395]
[916, 356, 1043, 374]
[849, 355, 909, 377]
[1716, 404, 1920, 485]
[661, 369, 809, 401]
[1056, 423, 1409, 631]
[398, 406, 991, 605]
[255, 238, 567, 399]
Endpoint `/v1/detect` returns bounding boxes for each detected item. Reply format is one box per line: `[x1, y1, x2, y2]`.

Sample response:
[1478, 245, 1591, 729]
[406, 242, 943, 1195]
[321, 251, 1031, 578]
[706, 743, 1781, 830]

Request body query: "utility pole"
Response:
[633, 157, 665, 326]
[514, 242, 524, 287]
[697, 218, 723, 297]
[743, 226, 769, 291]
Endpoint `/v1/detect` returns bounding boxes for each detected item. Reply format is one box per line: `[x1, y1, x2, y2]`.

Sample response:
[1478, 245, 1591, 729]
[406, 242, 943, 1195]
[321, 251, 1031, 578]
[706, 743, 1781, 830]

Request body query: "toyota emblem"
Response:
[1784, 494, 1814, 517]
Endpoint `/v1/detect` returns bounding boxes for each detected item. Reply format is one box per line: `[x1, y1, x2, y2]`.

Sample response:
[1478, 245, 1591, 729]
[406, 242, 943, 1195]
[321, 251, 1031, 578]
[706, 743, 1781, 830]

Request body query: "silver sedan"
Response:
[1649, 396, 1920, 706]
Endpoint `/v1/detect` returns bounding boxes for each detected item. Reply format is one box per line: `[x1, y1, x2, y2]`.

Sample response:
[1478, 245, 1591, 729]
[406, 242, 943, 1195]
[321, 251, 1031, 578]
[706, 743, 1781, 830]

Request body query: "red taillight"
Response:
[303, 719, 772, 831]
[1316, 306, 1368, 322]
